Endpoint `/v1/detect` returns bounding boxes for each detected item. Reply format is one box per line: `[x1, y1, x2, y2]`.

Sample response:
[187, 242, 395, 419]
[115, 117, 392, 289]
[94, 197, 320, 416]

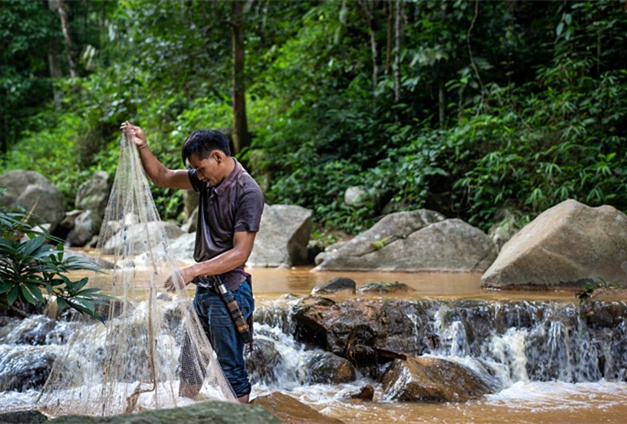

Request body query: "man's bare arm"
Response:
[121, 121, 192, 190]
[179, 231, 257, 285]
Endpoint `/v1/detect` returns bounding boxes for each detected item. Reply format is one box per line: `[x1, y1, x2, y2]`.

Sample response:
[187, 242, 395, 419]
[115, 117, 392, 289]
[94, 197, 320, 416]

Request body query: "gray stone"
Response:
[248, 204, 313, 267]
[0, 170, 66, 228]
[181, 207, 198, 233]
[482, 199, 627, 288]
[168, 233, 196, 264]
[48, 401, 280, 424]
[66, 210, 102, 247]
[344, 186, 368, 207]
[183, 189, 199, 220]
[102, 221, 185, 255]
[75, 171, 110, 217]
[314, 210, 497, 272]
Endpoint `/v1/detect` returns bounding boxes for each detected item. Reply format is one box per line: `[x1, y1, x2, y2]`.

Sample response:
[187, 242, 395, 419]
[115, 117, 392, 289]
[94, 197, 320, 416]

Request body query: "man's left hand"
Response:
[164, 269, 192, 292]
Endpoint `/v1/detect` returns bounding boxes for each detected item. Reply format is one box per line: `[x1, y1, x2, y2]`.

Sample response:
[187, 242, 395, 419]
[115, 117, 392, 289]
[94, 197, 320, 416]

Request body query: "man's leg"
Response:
[206, 282, 254, 402]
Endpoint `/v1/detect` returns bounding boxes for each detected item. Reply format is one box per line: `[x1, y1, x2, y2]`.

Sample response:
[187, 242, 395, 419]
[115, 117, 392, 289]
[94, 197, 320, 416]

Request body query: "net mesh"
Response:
[38, 135, 237, 416]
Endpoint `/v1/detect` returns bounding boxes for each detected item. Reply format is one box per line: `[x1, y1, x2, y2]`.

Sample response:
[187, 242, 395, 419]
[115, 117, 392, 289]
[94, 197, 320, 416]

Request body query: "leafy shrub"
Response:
[0, 200, 109, 321]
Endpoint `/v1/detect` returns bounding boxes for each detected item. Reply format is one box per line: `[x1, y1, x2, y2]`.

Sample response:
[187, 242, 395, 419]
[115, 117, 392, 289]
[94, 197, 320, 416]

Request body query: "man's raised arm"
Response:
[121, 121, 192, 190]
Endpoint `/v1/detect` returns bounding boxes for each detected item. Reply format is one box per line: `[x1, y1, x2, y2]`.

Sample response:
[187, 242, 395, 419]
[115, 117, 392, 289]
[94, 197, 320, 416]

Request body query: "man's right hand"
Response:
[120, 121, 148, 149]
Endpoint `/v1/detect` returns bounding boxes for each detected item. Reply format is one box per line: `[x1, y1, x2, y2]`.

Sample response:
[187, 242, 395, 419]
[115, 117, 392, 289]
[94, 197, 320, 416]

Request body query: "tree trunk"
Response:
[385, 0, 393, 75]
[358, 0, 379, 94]
[230, 0, 250, 155]
[394, 0, 402, 102]
[50, 0, 77, 78]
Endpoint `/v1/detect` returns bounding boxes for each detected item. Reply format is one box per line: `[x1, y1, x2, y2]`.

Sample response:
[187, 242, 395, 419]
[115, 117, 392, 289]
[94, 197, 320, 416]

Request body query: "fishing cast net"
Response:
[38, 135, 237, 416]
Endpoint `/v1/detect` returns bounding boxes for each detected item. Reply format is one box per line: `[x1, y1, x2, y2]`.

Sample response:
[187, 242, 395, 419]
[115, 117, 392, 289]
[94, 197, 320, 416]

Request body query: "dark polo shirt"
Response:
[188, 158, 264, 290]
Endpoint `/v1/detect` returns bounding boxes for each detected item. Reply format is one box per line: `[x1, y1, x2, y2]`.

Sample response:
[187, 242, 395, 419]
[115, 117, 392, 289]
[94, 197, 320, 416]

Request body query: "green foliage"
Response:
[2, 0, 626, 236]
[0, 203, 109, 321]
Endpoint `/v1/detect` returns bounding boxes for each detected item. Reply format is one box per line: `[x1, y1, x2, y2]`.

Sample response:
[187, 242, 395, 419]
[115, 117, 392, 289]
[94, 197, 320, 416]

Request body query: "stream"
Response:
[1, 267, 627, 423]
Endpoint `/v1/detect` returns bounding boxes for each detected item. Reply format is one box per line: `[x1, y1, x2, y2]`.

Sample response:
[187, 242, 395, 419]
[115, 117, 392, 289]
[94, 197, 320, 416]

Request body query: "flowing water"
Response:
[1, 266, 627, 423]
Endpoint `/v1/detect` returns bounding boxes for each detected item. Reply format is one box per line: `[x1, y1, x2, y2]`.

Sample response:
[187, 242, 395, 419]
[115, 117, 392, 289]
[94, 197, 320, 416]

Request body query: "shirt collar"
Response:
[213, 158, 242, 196]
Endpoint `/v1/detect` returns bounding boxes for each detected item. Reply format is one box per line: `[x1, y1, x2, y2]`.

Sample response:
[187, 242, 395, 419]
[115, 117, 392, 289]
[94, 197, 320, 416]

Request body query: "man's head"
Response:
[182, 130, 233, 186]
[181, 129, 231, 164]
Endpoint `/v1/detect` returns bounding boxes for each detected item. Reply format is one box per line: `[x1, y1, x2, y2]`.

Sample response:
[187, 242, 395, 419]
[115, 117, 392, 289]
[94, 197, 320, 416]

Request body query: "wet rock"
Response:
[0, 170, 66, 229]
[252, 392, 345, 424]
[292, 296, 425, 375]
[0, 410, 48, 424]
[246, 339, 283, 385]
[314, 210, 497, 272]
[248, 204, 313, 267]
[0, 349, 56, 392]
[347, 384, 375, 401]
[307, 351, 356, 383]
[380, 356, 496, 402]
[482, 200, 627, 289]
[48, 401, 280, 424]
[356, 282, 414, 294]
[312, 277, 356, 295]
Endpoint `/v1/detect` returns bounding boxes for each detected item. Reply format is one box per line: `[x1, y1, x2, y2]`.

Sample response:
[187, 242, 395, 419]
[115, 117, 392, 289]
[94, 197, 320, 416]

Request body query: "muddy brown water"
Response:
[6, 265, 624, 423]
[247, 267, 627, 424]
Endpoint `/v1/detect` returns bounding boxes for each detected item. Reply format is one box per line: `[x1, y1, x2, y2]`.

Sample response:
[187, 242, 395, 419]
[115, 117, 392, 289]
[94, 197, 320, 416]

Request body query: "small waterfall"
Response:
[2, 298, 626, 405]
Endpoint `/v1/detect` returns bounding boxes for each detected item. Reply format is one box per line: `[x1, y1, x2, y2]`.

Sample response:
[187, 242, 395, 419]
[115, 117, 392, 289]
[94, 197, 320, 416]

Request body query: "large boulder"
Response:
[0, 170, 66, 228]
[75, 171, 110, 218]
[102, 221, 185, 255]
[380, 356, 497, 402]
[314, 210, 497, 272]
[252, 392, 345, 424]
[481, 200, 627, 288]
[247, 204, 313, 267]
[48, 401, 280, 424]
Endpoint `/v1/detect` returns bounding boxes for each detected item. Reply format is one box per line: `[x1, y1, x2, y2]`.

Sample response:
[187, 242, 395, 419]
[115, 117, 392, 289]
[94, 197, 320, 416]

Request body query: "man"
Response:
[121, 121, 264, 403]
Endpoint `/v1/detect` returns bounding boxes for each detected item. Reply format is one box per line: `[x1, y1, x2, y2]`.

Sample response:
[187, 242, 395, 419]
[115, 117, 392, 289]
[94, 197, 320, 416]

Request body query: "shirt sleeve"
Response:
[188, 168, 201, 193]
[234, 186, 265, 232]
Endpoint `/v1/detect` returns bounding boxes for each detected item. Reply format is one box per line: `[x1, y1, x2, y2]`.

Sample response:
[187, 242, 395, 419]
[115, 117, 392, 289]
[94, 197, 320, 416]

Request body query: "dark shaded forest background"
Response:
[1, 0, 625, 241]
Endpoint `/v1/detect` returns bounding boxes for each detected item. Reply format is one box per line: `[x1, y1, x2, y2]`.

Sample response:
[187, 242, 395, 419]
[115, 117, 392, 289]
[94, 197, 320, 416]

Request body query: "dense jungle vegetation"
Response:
[1, 0, 626, 239]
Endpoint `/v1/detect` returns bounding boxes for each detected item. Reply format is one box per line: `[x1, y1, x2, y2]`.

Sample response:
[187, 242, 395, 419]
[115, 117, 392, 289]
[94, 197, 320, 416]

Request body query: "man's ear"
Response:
[212, 150, 222, 164]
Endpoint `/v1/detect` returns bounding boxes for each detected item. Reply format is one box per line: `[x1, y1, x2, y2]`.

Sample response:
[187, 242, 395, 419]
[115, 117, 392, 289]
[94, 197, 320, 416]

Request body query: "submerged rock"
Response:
[252, 392, 345, 424]
[356, 282, 414, 294]
[482, 200, 627, 288]
[311, 277, 356, 295]
[380, 356, 497, 402]
[347, 384, 375, 401]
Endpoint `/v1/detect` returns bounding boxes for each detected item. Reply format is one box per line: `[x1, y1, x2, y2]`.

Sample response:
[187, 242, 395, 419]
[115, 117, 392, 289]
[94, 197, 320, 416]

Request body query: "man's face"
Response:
[188, 152, 221, 186]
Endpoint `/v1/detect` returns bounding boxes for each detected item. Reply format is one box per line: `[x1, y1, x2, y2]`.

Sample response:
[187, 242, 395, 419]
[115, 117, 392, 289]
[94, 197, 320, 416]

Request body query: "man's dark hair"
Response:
[181, 129, 231, 163]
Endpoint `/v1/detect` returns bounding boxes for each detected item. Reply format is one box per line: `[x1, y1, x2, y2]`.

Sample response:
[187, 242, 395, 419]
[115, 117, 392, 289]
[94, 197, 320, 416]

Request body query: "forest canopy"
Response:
[1, 0, 625, 237]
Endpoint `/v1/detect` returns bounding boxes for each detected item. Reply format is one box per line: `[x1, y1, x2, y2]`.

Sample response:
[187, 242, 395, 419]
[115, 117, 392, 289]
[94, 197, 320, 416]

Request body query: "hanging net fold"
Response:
[38, 135, 237, 416]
